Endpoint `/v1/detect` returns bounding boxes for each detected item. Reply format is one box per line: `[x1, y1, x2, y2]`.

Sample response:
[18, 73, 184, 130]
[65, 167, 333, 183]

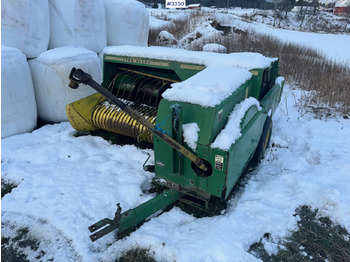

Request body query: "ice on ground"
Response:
[1, 45, 37, 138]
[28, 46, 102, 123]
[211, 97, 262, 151]
[104, 0, 149, 47]
[183, 123, 200, 151]
[48, 0, 107, 53]
[1, 0, 50, 58]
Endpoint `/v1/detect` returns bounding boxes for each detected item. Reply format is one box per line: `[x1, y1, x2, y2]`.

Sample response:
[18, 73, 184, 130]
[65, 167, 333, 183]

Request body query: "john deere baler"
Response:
[66, 46, 284, 242]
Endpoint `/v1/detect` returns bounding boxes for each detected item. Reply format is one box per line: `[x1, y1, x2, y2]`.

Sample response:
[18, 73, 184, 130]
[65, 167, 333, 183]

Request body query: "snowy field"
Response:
[2, 7, 350, 262]
[239, 22, 350, 65]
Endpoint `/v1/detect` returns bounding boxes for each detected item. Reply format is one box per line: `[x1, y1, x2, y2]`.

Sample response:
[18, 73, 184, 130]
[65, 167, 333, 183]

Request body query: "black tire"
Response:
[252, 116, 272, 163]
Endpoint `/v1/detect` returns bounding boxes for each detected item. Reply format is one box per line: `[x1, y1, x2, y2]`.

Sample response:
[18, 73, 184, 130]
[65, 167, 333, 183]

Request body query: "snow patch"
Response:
[156, 30, 178, 46]
[335, 0, 350, 7]
[163, 65, 252, 107]
[183, 123, 200, 151]
[203, 43, 227, 53]
[211, 97, 262, 150]
[102, 46, 277, 69]
[276, 76, 285, 86]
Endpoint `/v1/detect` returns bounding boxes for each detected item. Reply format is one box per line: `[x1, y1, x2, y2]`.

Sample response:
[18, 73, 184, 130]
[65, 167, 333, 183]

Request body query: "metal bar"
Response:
[118, 67, 180, 83]
[88, 189, 180, 242]
[88, 218, 114, 233]
[68, 67, 208, 173]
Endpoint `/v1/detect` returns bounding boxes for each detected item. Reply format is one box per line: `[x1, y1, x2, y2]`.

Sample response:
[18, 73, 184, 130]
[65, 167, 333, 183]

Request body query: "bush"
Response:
[116, 248, 156, 262]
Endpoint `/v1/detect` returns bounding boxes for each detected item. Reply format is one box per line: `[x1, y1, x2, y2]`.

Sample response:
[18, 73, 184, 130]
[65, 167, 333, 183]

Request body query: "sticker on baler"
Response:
[156, 161, 165, 167]
[215, 155, 224, 171]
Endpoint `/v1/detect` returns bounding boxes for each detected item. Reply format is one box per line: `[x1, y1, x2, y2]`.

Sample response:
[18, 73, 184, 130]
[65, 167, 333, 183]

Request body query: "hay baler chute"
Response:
[66, 47, 284, 242]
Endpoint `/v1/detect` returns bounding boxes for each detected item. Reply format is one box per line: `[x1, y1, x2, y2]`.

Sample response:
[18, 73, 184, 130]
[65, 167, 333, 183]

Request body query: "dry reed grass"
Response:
[149, 14, 350, 115]
[224, 32, 350, 115]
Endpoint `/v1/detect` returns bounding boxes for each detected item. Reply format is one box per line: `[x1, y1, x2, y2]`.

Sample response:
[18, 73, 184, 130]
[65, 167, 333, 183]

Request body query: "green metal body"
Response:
[153, 62, 283, 202]
[88, 189, 179, 241]
[66, 50, 284, 241]
[102, 54, 204, 85]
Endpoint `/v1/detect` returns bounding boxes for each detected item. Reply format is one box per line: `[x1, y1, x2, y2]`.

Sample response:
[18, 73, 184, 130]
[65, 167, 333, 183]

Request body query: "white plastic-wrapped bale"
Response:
[48, 0, 107, 53]
[29, 47, 102, 123]
[1, 0, 50, 58]
[104, 0, 149, 46]
[1, 45, 37, 138]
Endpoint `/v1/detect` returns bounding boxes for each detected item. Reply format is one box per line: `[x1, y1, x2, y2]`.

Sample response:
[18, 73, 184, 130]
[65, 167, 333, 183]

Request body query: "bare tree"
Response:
[312, 0, 319, 15]
[281, 0, 296, 19]
[344, 12, 350, 32]
[272, 0, 280, 27]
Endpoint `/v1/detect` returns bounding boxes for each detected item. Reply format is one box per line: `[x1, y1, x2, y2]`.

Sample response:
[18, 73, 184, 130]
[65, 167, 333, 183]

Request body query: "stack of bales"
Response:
[29, 47, 102, 123]
[1, 46, 38, 138]
[1, 0, 149, 138]
[104, 0, 149, 46]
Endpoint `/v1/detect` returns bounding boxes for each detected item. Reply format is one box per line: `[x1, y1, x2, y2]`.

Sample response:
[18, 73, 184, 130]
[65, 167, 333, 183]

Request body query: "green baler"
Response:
[66, 46, 284, 242]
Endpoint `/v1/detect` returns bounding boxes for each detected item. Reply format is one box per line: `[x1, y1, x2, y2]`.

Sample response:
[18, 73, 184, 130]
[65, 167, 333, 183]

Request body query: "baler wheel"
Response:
[252, 116, 272, 162]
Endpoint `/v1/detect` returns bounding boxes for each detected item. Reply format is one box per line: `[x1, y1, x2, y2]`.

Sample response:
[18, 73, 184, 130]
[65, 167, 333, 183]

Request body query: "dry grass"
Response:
[223, 31, 350, 115]
[249, 205, 350, 262]
[1, 180, 17, 198]
[148, 11, 205, 46]
[115, 248, 156, 262]
[149, 14, 350, 115]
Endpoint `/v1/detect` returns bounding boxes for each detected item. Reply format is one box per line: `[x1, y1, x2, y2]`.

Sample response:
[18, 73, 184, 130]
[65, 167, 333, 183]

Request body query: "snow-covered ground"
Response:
[2, 7, 350, 262]
[2, 85, 350, 261]
[237, 22, 350, 65]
